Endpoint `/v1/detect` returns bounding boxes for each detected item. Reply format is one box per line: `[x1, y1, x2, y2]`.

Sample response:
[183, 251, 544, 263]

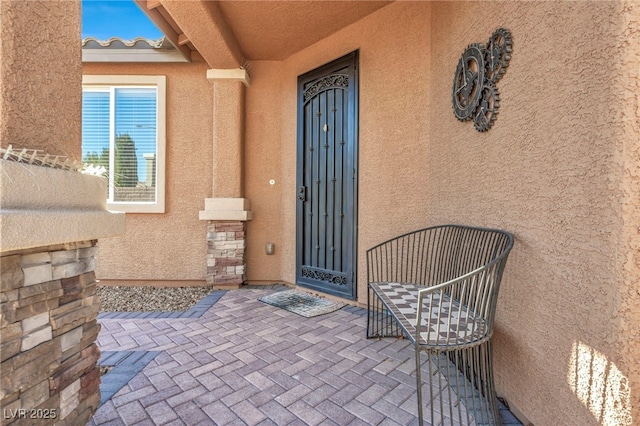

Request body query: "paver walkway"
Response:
[90, 286, 521, 426]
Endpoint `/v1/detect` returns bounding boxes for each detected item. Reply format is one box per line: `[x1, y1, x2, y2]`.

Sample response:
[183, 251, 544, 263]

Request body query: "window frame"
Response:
[82, 75, 166, 213]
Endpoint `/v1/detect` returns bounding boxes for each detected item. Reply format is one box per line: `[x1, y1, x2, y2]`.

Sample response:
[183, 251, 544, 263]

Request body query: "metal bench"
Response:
[366, 225, 514, 425]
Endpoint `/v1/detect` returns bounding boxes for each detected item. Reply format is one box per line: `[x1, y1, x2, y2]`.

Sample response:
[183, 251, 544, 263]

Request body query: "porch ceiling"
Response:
[136, 0, 392, 67]
[216, 1, 392, 61]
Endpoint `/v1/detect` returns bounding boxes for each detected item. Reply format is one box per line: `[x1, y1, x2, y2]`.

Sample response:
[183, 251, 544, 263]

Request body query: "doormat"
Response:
[259, 290, 345, 317]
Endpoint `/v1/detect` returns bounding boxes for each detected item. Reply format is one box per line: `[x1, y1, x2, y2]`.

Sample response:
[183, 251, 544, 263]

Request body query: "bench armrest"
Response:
[415, 264, 494, 348]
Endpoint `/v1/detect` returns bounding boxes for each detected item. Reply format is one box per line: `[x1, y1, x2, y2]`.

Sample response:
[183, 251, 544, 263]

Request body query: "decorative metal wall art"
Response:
[452, 28, 512, 132]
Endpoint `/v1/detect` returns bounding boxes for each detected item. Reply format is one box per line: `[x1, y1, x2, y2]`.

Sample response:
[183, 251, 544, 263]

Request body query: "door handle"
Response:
[298, 186, 306, 201]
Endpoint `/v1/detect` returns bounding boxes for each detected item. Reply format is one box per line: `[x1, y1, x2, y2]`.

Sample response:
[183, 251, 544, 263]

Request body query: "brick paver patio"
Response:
[90, 286, 521, 425]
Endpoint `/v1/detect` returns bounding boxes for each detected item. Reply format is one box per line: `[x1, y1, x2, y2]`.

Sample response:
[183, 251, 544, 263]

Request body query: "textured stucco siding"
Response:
[617, 5, 640, 425]
[244, 61, 287, 282]
[263, 1, 433, 292]
[0, 0, 82, 159]
[426, 2, 639, 425]
[245, 36, 433, 285]
[82, 62, 212, 282]
[248, 1, 638, 424]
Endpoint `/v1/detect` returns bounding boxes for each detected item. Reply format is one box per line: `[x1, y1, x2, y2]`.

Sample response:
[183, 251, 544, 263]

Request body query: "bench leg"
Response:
[442, 343, 502, 425]
[367, 285, 402, 339]
[415, 346, 424, 424]
[413, 345, 502, 426]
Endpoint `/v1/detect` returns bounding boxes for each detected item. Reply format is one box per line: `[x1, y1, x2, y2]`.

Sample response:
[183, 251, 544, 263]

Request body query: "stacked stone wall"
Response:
[206, 221, 246, 287]
[1, 241, 101, 425]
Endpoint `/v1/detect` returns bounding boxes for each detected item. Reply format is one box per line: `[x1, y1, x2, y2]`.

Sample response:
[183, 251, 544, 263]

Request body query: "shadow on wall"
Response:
[567, 341, 632, 426]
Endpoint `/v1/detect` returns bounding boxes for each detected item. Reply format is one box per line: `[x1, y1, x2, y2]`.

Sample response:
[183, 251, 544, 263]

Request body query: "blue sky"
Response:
[82, 0, 164, 40]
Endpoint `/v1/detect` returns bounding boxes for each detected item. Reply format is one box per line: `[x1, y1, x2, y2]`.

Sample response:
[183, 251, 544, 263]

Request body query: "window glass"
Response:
[81, 90, 110, 171]
[81, 76, 165, 213]
[113, 87, 157, 202]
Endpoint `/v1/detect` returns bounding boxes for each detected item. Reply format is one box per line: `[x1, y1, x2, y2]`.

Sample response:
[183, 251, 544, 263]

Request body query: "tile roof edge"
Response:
[82, 36, 168, 49]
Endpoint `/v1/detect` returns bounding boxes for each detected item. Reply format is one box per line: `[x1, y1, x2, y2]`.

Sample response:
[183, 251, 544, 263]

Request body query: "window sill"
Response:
[107, 202, 165, 214]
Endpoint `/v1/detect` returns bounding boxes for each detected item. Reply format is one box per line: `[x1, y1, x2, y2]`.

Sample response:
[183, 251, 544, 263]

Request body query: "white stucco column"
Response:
[200, 68, 252, 288]
[199, 68, 252, 221]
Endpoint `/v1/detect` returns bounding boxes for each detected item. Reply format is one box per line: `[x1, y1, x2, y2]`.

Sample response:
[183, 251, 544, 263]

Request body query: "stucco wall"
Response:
[1, 2, 122, 423]
[244, 61, 286, 282]
[426, 2, 638, 425]
[245, 2, 433, 289]
[83, 62, 212, 283]
[80, 1, 638, 422]
[245, 0, 638, 424]
[0, 0, 81, 160]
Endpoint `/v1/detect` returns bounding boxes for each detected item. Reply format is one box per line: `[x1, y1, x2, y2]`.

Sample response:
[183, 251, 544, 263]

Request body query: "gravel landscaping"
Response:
[97, 285, 215, 312]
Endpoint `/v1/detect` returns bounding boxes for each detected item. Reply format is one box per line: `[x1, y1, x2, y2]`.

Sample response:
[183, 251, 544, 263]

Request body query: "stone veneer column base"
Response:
[1, 241, 102, 425]
[206, 221, 246, 289]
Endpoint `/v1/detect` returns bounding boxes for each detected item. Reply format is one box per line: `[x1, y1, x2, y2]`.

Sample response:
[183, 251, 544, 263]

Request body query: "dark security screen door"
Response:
[296, 51, 358, 300]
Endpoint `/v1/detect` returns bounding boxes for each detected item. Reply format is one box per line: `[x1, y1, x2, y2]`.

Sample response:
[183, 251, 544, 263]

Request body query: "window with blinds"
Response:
[82, 75, 166, 213]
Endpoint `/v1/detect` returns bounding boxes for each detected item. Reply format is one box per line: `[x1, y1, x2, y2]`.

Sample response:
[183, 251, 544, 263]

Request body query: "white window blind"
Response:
[81, 90, 110, 172]
[82, 76, 165, 213]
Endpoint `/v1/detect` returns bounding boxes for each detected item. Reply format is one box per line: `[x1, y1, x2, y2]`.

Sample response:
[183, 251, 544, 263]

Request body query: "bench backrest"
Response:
[367, 225, 512, 285]
[367, 225, 513, 321]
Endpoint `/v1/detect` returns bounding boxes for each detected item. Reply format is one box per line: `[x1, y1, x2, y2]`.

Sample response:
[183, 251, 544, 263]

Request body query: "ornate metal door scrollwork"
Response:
[452, 28, 512, 132]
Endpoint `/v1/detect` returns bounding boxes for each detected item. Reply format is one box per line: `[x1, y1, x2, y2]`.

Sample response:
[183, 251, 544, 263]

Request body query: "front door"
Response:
[296, 51, 358, 300]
